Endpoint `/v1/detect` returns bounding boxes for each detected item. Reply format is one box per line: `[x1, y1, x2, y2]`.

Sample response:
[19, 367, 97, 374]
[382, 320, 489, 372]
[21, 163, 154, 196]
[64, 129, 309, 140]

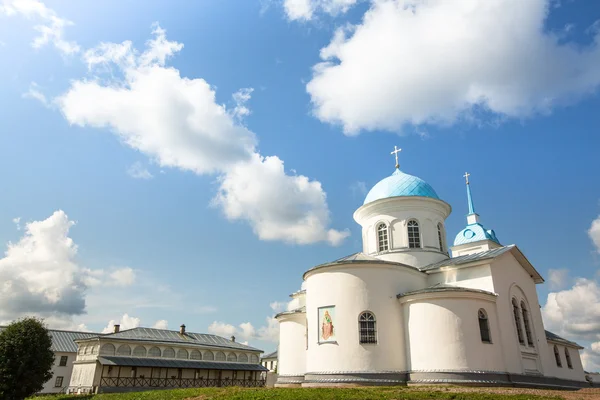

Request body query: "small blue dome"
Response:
[364, 169, 440, 205]
[454, 223, 500, 246]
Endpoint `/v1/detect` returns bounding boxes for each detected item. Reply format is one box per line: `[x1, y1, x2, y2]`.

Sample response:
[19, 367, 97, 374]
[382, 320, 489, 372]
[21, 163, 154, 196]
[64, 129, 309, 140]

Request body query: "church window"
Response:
[358, 311, 377, 344]
[407, 220, 421, 248]
[116, 344, 131, 356]
[190, 350, 202, 360]
[478, 309, 491, 343]
[148, 346, 161, 357]
[78, 346, 86, 355]
[91, 345, 98, 355]
[512, 299, 525, 345]
[203, 351, 215, 360]
[100, 343, 115, 356]
[163, 347, 175, 358]
[554, 345, 562, 367]
[250, 354, 258, 363]
[437, 223, 444, 252]
[177, 349, 189, 359]
[521, 302, 534, 346]
[565, 348, 573, 369]
[133, 346, 147, 357]
[377, 223, 389, 252]
[227, 353, 237, 362]
[238, 353, 248, 363]
[216, 351, 226, 361]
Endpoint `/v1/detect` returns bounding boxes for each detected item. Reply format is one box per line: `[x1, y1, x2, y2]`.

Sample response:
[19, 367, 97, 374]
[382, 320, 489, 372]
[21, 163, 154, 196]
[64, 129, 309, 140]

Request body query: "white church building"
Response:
[276, 150, 589, 389]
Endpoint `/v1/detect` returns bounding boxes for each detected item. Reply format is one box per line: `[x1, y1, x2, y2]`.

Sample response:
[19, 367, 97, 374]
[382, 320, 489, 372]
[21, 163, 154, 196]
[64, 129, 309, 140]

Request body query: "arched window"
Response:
[512, 299, 525, 345]
[227, 353, 237, 362]
[521, 301, 534, 346]
[478, 309, 491, 343]
[78, 346, 86, 355]
[100, 343, 115, 356]
[84, 346, 91, 355]
[216, 351, 226, 361]
[133, 346, 147, 357]
[91, 345, 98, 355]
[407, 220, 421, 248]
[148, 347, 161, 357]
[554, 345, 562, 367]
[162, 347, 175, 358]
[358, 311, 377, 344]
[250, 354, 258, 363]
[437, 223, 444, 252]
[238, 353, 248, 363]
[377, 223, 389, 252]
[203, 351, 214, 361]
[190, 350, 202, 360]
[565, 348, 573, 369]
[176, 349, 189, 359]
[116, 344, 131, 356]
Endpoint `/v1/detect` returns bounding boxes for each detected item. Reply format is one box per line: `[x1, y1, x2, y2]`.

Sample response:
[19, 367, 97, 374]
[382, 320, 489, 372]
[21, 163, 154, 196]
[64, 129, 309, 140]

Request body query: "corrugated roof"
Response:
[397, 283, 497, 298]
[0, 326, 99, 353]
[419, 246, 514, 271]
[98, 356, 268, 371]
[261, 350, 277, 360]
[304, 252, 419, 279]
[275, 306, 306, 319]
[545, 330, 584, 349]
[84, 327, 261, 352]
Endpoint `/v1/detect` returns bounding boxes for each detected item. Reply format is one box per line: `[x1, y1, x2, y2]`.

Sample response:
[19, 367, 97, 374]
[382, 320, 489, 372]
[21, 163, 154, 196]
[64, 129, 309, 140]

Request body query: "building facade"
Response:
[261, 350, 278, 372]
[68, 324, 267, 393]
[276, 164, 591, 389]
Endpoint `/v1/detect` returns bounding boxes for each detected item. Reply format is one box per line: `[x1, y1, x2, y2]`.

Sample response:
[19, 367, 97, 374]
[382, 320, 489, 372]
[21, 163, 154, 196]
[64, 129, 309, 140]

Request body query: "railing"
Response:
[99, 377, 266, 388]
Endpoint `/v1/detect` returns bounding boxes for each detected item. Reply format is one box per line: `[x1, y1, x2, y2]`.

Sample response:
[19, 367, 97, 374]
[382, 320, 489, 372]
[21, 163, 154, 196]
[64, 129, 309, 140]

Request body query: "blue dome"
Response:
[364, 169, 440, 205]
[454, 223, 500, 246]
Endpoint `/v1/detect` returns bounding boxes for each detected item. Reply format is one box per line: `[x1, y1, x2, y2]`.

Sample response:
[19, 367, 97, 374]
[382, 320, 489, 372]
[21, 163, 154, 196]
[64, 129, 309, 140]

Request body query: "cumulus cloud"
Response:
[269, 301, 287, 312]
[102, 313, 141, 333]
[208, 317, 279, 343]
[0, 0, 79, 54]
[56, 25, 347, 246]
[152, 319, 168, 329]
[22, 82, 49, 106]
[283, 0, 359, 21]
[109, 267, 136, 286]
[127, 162, 153, 180]
[589, 216, 600, 253]
[547, 268, 571, 291]
[307, 0, 600, 134]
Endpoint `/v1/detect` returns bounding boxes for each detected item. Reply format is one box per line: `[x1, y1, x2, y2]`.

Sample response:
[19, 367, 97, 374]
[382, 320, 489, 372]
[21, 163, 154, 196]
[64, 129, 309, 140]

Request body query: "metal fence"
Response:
[99, 376, 266, 388]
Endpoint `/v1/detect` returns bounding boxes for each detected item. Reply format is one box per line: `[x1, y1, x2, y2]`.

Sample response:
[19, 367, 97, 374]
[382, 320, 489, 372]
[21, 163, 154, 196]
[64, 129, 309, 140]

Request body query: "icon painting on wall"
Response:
[318, 306, 336, 343]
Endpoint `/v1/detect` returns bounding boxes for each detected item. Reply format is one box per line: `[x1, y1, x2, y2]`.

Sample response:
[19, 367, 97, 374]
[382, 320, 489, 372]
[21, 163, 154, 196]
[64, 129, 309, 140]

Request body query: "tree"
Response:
[0, 318, 55, 400]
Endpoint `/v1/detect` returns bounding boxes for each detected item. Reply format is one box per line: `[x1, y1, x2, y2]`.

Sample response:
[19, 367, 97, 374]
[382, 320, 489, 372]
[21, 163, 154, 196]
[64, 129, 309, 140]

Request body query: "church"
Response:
[275, 148, 589, 389]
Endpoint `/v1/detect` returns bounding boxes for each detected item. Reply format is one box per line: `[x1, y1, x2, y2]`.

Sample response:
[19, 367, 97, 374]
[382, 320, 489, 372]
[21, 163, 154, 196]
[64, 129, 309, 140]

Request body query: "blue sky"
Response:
[1, 0, 600, 366]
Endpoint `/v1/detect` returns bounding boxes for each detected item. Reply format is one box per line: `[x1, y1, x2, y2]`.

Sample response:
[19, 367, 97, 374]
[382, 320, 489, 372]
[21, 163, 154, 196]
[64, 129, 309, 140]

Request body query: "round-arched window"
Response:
[116, 344, 131, 356]
[203, 350, 214, 361]
[407, 220, 421, 248]
[377, 223, 389, 252]
[100, 343, 115, 356]
[478, 309, 491, 343]
[133, 346, 147, 357]
[148, 347, 161, 357]
[358, 311, 377, 344]
[215, 351, 226, 361]
[162, 347, 175, 358]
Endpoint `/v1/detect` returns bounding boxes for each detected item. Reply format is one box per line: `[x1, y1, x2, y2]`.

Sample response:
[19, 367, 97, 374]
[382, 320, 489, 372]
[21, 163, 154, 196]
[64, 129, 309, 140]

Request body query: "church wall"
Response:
[305, 265, 426, 373]
[278, 314, 307, 377]
[545, 343, 585, 381]
[402, 295, 504, 372]
[426, 264, 494, 293]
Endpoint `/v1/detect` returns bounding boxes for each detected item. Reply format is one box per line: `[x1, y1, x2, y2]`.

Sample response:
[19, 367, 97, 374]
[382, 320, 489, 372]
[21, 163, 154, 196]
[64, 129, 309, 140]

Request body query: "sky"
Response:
[1, 0, 600, 370]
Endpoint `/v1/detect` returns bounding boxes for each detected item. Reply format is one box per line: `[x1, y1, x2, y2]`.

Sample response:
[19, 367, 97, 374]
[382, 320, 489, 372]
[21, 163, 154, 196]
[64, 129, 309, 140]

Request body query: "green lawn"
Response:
[29, 387, 563, 400]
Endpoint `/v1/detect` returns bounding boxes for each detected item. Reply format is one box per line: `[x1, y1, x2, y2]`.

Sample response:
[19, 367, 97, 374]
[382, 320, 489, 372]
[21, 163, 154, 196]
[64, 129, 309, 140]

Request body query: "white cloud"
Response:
[0, 0, 79, 54]
[589, 215, 600, 253]
[269, 301, 286, 312]
[152, 319, 168, 329]
[350, 181, 367, 197]
[109, 267, 136, 286]
[102, 313, 141, 333]
[22, 82, 48, 106]
[12, 217, 21, 230]
[307, 0, 600, 134]
[127, 162, 153, 180]
[547, 268, 571, 291]
[207, 321, 237, 337]
[283, 0, 359, 21]
[56, 25, 347, 246]
[208, 317, 279, 343]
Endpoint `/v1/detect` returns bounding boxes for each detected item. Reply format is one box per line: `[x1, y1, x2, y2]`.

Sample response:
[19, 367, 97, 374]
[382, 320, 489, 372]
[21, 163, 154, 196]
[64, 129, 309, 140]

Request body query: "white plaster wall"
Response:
[546, 343, 586, 381]
[41, 352, 76, 393]
[305, 264, 426, 373]
[69, 362, 98, 388]
[278, 314, 306, 376]
[402, 296, 504, 372]
[354, 197, 451, 268]
[427, 264, 495, 293]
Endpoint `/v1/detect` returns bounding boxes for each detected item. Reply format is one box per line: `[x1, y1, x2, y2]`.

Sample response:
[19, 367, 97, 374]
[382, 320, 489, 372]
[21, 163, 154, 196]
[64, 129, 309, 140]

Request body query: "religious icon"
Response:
[318, 306, 336, 343]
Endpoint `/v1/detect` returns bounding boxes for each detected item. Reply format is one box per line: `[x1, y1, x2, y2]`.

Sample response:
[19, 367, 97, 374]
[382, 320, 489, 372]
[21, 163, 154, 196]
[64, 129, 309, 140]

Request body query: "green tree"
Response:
[0, 317, 55, 400]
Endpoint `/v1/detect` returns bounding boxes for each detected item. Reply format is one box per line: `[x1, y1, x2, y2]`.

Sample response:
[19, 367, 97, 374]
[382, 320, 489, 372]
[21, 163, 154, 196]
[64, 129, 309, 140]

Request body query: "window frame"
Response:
[437, 223, 445, 252]
[59, 355, 68, 367]
[478, 308, 492, 344]
[554, 345, 562, 368]
[565, 348, 573, 369]
[407, 220, 421, 249]
[512, 298, 525, 345]
[358, 311, 378, 345]
[54, 376, 64, 388]
[376, 223, 389, 252]
[521, 301, 535, 347]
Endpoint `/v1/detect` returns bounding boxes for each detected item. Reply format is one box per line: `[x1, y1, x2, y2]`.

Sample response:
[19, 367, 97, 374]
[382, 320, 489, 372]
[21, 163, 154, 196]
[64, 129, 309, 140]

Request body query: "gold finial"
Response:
[463, 172, 470, 185]
[391, 146, 402, 169]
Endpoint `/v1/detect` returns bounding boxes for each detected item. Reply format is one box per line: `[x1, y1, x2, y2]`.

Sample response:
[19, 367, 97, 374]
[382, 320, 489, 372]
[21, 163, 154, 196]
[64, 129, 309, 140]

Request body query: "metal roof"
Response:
[545, 330, 584, 349]
[364, 168, 440, 204]
[275, 306, 306, 319]
[98, 356, 268, 371]
[0, 326, 99, 353]
[397, 283, 497, 299]
[419, 246, 514, 272]
[261, 350, 277, 360]
[304, 252, 419, 280]
[82, 327, 261, 352]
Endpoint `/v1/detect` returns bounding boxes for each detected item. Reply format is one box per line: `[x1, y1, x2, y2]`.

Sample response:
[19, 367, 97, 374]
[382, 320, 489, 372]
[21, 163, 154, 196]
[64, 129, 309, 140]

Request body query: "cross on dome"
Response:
[463, 172, 470, 185]
[391, 146, 402, 169]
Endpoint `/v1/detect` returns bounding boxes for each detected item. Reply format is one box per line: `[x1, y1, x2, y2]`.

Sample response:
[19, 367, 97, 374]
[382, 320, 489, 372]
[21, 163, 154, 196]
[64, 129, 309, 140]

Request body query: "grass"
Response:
[29, 387, 564, 400]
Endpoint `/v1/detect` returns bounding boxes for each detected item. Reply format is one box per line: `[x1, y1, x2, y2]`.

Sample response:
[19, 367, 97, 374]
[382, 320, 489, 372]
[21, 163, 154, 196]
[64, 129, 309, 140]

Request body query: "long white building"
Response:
[276, 160, 590, 389]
